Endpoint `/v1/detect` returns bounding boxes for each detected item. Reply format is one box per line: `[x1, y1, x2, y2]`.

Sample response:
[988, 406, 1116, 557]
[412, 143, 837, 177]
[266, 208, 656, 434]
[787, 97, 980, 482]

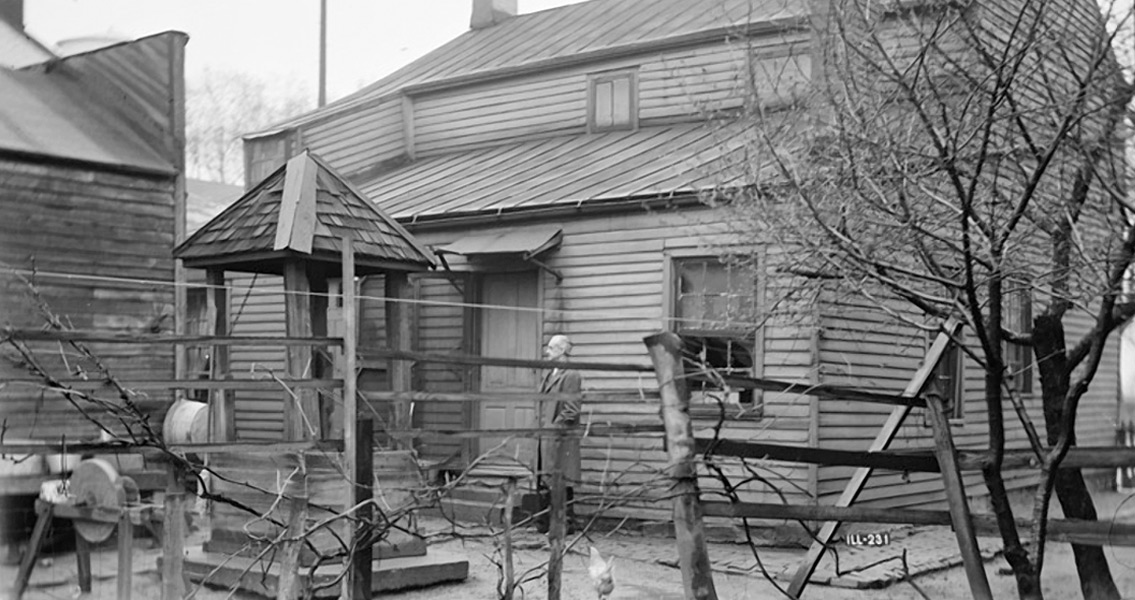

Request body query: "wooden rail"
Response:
[701, 502, 1135, 547]
[3, 329, 343, 346]
[697, 439, 1135, 471]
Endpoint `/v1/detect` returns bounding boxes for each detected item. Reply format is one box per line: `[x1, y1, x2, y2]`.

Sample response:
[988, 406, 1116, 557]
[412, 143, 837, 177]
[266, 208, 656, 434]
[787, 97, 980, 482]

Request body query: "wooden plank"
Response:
[547, 424, 567, 600]
[702, 503, 1135, 547]
[277, 495, 308, 600]
[4, 329, 343, 346]
[386, 423, 663, 440]
[644, 332, 718, 600]
[349, 418, 373, 600]
[696, 438, 941, 472]
[161, 468, 187, 600]
[118, 489, 134, 600]
[3, 378, 342, 391]
[924, 393, 992, 599]
[14, 503, 53, 598]
[361, 390, 657, 404]
[283, 261, 317, 440]
[385, 273, 413, 435]
[358, 348, 652, 373]
[787, 318, 961, 598]
[76, 534, 93, 594]
[207, 269, 233, 442]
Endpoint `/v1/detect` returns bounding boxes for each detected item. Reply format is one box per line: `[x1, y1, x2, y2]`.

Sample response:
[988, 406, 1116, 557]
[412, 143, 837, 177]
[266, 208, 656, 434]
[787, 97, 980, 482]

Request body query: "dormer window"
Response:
[589, 70, 637, 132]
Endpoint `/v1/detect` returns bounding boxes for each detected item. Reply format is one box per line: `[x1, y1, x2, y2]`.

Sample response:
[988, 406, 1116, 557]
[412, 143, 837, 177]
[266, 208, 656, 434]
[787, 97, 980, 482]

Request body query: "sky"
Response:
[25, 0, 585, 104]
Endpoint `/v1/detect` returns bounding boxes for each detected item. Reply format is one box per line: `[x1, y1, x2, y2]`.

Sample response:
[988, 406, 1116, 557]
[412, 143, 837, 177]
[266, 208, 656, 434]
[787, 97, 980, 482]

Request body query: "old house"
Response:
[0, 17, 187, 505]
[230, 0, 1123, 523]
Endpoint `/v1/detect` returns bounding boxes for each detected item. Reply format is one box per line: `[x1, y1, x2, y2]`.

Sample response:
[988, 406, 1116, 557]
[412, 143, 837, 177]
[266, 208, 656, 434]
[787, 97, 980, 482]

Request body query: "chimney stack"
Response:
[471, 0, 517, 30]
[0, 0, 23, 30]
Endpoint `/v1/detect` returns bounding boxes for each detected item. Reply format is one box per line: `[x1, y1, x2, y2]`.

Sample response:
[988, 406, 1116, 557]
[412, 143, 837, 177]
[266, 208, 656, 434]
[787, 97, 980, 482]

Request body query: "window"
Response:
[244, 130, 298, 189]
[926, 336, 965, 424]
[670, 256, 761, 413]
[589, 70, 637, 132]
[1004, 287, 1033, 394]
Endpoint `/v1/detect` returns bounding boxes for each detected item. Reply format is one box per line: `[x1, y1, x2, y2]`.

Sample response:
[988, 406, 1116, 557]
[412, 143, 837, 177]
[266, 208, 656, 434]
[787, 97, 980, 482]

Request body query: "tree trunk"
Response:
[1033, 314, 1120, 600]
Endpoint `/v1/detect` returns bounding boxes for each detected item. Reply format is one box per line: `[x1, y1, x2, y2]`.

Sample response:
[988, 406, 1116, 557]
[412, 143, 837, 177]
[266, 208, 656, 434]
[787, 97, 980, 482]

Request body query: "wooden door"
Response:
[478, 271, 540, 470]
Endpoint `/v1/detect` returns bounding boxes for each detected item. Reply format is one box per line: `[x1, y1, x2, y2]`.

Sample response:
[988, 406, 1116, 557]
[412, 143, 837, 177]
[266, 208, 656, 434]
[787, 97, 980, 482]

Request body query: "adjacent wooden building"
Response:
[0, 31, 188, 446]
[230, 0, 1123, 522]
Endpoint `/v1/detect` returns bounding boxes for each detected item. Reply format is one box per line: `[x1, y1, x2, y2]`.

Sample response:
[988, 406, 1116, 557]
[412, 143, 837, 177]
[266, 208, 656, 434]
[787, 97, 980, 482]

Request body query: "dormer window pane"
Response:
[589, 71, 636, 132]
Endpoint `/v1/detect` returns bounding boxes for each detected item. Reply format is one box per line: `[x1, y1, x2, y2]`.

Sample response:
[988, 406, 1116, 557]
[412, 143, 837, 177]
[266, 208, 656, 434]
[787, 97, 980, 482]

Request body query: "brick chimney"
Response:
[471, 0, 517, 30]
[0, 0, 23, 30]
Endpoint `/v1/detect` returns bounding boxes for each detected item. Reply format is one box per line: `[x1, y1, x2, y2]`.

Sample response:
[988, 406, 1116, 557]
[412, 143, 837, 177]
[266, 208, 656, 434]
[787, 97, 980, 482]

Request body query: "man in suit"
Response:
[536, 334, 582, 530]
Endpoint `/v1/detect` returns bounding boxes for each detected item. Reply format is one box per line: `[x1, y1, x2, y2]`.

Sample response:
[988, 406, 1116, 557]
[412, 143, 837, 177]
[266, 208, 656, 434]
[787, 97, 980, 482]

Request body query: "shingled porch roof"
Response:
[174, 150, 435, 275]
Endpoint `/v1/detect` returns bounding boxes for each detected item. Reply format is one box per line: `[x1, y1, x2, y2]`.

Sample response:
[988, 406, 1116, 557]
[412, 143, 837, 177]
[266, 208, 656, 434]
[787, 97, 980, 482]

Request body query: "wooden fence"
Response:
[645, 326, 1135, 600]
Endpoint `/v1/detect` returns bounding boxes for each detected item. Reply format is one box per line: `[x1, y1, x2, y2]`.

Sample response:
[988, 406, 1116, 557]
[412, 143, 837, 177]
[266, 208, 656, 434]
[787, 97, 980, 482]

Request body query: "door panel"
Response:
[478, 271, 540, 469]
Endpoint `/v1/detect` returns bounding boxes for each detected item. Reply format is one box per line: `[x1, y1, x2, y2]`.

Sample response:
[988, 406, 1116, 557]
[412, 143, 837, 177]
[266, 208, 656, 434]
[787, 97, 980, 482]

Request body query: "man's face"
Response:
[544, 337, 568, 360]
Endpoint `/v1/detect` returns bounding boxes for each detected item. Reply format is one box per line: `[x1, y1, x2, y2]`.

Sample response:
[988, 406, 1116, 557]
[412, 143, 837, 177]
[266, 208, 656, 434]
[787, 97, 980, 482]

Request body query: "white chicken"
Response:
[588, 546, 615, 599]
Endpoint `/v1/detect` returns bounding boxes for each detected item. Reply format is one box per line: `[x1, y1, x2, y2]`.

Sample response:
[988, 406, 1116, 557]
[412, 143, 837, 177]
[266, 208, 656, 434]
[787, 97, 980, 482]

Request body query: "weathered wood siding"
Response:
[407, 207, 815, 520]
[816, 295, 1121, 510]
[301, 99, 405, 178]
[0, 158, 176, 440]
[411, 38, 809, 157]
[226, 273, 287, 440]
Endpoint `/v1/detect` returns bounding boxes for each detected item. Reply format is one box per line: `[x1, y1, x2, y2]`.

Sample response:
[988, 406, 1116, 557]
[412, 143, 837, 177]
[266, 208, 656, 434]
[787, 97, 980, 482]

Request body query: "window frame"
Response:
[587, 69, 638, 133]
[1004, 286, 1034, 395]
[664, 250, 765, 419]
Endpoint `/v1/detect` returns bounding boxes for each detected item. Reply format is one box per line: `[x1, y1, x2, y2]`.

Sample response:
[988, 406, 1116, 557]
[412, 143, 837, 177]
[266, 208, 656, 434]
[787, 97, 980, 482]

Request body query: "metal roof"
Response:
[176, 151, 435, 274]
[248, 0, 803, 137]
[360, 122, 763, 222]
[0, 66, 174, 174]
[436, 227, 563, 256]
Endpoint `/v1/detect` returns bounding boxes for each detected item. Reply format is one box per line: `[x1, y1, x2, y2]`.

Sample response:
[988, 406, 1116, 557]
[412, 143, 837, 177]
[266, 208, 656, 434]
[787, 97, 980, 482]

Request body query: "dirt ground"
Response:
[5, 490, 1135, 599]
[5, 527, 1134, 599]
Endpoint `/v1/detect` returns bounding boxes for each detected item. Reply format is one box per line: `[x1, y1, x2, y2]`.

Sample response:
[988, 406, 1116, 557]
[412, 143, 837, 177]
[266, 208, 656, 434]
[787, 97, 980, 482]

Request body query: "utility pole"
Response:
[318, 0, 327, 107]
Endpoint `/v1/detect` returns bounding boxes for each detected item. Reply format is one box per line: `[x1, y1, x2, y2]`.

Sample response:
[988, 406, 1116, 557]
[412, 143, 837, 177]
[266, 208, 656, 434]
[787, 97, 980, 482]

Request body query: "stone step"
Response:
[182, 546, 468, 598]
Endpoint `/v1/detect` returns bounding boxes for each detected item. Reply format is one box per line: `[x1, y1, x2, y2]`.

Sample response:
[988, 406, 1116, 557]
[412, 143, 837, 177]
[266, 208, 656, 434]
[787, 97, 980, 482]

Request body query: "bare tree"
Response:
[711, 0, 1135, 598]
[186, 68, 312, 185]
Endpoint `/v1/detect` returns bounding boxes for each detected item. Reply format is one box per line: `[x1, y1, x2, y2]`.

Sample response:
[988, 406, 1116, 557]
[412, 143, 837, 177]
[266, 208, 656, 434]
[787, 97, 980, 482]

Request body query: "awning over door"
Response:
[434, 226, 564, 281]
[435, 227, 562, 259]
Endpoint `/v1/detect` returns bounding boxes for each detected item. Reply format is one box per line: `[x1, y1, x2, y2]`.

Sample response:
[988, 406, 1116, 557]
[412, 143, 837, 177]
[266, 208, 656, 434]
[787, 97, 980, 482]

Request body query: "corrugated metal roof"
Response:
[0, 20, 53, 68]
[360, 122, 764, 222]
[249, 0, 803, 137]
[176, 151, 434, 272]
[0, 66, 174, 174]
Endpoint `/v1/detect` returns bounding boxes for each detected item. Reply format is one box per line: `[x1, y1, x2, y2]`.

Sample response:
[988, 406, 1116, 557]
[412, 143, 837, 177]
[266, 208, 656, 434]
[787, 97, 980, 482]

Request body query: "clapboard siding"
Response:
[0, 158, 176, 441]
[406, 38, 811, 158]
[816, 289, 1122, 509]
[408, 274, 470, 465]
[226, 274, 287, 440]
[414, 72, 586, 156]
[407, 206, 814, 519]
[302, 99, 404, 176]
[639, 35, 810, 124]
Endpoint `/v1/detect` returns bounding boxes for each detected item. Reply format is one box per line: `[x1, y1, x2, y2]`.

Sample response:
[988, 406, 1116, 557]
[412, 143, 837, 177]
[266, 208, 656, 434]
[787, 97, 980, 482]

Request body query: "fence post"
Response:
[644, 332, 718, 600]
[547, 423, 567, 600]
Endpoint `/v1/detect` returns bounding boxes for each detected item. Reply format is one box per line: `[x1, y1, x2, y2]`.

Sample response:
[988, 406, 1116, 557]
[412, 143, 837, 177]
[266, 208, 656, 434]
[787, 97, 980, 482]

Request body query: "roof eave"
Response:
[395, 192, 711, 230]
